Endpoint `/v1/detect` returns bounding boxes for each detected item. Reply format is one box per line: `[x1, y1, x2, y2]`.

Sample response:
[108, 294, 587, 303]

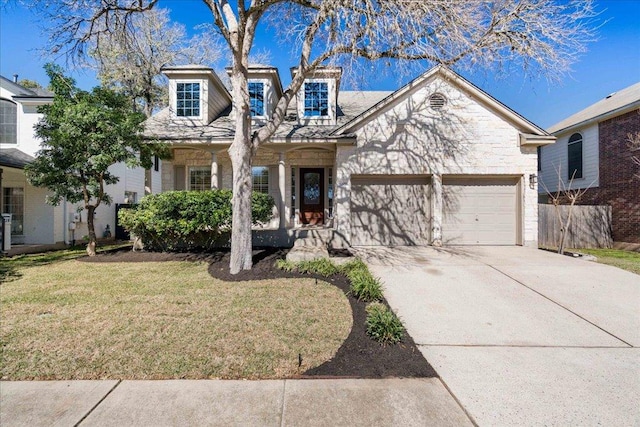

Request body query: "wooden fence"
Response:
[538, 204, 613, 249]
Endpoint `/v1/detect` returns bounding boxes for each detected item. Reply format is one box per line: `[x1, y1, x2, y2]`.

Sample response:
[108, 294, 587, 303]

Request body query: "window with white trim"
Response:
[176, 82, 201, 117]
[189, 167, 211, 191]
[567, 133, 583, 179]
[0, 99, 17, 144]
[537, 146, 542, 171]
[249, 82, 264, 117]
[3, 187, 24, 235]
[252, 166, 269, 194]
[303, 82, 329, 117]
[328, 167, 334, 217]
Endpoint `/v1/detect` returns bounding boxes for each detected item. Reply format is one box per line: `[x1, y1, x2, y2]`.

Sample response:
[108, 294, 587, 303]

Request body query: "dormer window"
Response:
[176, 82, 200, 117]
[249, 82, 265, 117]
[304, 82, 329, 117]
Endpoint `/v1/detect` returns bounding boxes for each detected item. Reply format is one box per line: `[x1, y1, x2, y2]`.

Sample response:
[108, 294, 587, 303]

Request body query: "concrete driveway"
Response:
[357, 246, 640, 426]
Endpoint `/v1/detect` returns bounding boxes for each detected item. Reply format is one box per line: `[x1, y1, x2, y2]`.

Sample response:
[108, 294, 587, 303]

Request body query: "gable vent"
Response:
[429, 93, 446, 110]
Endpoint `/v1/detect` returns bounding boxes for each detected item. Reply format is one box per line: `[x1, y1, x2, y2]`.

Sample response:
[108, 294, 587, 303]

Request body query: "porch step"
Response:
[286, 245, 330, 262]
[286, 236, 329, 262]
[293, 237, 326, 248]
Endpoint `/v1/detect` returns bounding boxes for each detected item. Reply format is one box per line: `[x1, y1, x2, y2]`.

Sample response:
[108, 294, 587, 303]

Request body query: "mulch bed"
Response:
[81, 247, 437, 379]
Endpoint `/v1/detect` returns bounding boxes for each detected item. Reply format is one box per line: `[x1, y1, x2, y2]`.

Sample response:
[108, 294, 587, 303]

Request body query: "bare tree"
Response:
[29, 0, 598, 273]
[86, 8, 224, 117]
[542, 166, 595, 254]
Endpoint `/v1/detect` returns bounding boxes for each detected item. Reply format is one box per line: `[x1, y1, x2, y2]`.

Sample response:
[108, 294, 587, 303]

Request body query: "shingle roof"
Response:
[548, 81, 640, 134]
[0, 75, 53, 97]
[0, 148, 34, 169]
[144, 90, 391, 141]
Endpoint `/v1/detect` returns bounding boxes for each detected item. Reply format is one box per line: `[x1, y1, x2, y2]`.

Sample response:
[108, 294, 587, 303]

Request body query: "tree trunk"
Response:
[86, 205, 97, 256]
[228, 69, 253, 274]
[559, 203, 575, 255]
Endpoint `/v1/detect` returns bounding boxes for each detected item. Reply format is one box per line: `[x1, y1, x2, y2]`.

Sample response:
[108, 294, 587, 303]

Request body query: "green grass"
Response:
[572, 248, 640, 275]
[0, 257, 351, 380]
[0, 243, 130, 282]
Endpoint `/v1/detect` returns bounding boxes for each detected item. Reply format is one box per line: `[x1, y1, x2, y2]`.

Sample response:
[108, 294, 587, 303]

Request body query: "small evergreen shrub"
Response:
[365, 302, 404, 344]
[340, 259, 384, 301]
[118, 190, 274, 251]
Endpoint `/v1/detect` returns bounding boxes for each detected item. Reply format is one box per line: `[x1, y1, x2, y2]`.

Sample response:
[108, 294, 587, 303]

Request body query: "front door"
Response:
[300, 168, 324, 225]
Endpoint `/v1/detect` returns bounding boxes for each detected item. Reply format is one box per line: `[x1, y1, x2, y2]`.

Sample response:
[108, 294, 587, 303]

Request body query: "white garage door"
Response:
[443, 177, 519, 245]
[351, 175, 431, 246]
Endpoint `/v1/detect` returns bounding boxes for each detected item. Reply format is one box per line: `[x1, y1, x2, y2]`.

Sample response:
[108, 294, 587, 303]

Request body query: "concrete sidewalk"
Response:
[0, 378, 473, 427]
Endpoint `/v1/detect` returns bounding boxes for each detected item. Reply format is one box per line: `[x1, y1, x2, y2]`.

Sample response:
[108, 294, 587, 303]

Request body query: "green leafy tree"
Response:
[25, 63, 169, 256]
[17, 78, 44, 90]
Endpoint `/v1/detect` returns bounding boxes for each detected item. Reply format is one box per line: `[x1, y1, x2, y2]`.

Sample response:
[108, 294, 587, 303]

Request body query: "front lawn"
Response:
[0, 258, 351, 380]
[574, 248, 640, 275]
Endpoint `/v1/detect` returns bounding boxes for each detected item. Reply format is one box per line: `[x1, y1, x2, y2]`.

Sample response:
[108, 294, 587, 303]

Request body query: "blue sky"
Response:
[1, 0, 639, 128]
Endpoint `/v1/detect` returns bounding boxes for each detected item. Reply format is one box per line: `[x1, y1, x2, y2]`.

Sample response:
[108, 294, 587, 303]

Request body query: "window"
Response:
[328, 167, 334, 217]
[154, 155, 160, 172]
[567, 133, 583, 179]
[124, 191, 137, 204]
[249, 82, 264, 117]
[291, 166, 296, 219]
[304, 82, 329, 117]
[252, 166, 269, 194]
[189, 167, 211, 191]
[0, 99, 17, 144]
[3, 187, 24, 235]
[176, 82, 200, 117]
[537, 146, 542, 171]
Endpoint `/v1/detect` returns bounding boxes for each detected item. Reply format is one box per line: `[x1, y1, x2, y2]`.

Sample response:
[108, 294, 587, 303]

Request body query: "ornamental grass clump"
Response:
[275, 258, 340, 277]
[365, 302, 404, 344]
[341, 259, 384, 302]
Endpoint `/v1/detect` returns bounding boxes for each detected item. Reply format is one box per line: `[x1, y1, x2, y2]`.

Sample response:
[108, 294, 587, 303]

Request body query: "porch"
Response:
[162, 145, 346, 247]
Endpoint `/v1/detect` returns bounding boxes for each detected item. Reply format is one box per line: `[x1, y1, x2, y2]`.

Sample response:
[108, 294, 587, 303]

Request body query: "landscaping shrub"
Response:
[118, 190, 274, 251]
[296, 258, 340, 276]
[275, 258, 340, 276]
[341, 259, 384, 301]
[365, 302, 404, 344]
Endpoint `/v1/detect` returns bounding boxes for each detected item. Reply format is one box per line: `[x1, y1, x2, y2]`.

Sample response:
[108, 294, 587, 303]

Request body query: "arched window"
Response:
[0, 98, 17, 144]
[567, 133, 583, 179]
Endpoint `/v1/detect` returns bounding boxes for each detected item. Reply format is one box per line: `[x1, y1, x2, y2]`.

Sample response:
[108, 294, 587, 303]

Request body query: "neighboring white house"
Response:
[145, 65, 554, 247]
[0, 75, 162, 247]
[539, 82, 640, 243]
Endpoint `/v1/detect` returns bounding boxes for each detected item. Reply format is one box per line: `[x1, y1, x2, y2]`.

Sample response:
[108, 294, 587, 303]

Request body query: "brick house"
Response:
[539, 82, 640, 244]
[145, 64, 554, 248]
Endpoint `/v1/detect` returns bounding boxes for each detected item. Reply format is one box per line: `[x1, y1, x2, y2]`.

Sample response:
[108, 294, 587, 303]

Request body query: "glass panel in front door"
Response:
[303, 172, 321, 205]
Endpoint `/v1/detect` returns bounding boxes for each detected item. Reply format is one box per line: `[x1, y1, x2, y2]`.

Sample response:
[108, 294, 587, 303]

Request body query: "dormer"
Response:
[162, 65, 231, 125]
[226, 65, 284, 124]
[291, 67, 342, 126]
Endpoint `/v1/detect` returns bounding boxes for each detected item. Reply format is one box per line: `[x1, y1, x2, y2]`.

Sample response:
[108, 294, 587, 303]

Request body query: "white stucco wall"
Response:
[335, 75, 539, 246]
[538, 123, 599, 192]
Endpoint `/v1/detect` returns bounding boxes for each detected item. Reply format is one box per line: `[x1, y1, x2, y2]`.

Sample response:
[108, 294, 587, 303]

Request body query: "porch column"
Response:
[210, 150, 219, 189]
[278, 152, 286, 229]
[431, 173, 443, 246]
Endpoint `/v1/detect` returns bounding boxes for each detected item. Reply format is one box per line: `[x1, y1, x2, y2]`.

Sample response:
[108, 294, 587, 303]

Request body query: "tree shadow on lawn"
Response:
[81, 247, 437, 379]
